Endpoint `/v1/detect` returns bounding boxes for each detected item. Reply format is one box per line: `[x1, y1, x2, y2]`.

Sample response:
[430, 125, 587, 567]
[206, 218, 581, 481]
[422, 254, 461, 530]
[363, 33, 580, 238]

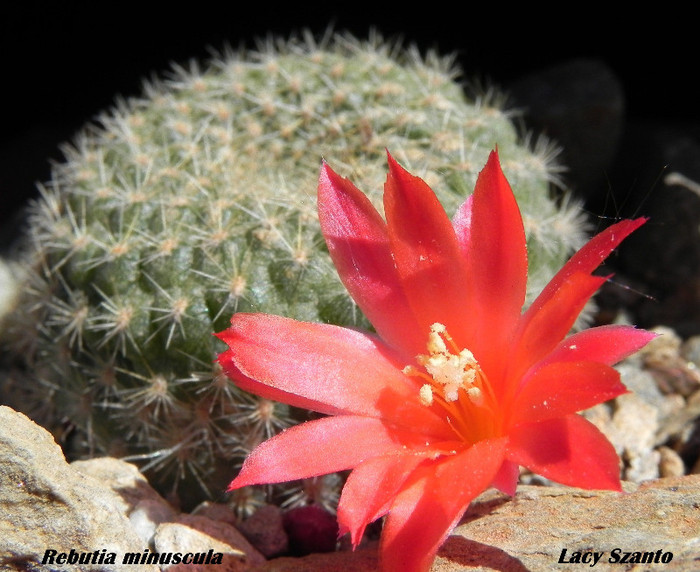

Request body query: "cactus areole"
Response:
[216, 151, 654, 572]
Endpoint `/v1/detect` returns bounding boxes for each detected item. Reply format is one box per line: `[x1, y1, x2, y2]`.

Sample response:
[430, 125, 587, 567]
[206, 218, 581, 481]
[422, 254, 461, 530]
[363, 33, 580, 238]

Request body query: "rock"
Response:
[255, 475, 700, 571]
[585, 391, 660, 481]
[236, 504, 289, 558]
[191, 501, 239, 526]
[681, 335, 700, 366]
[71, 456, 175, 516]
[255, 544, 380, 571]
[72, 456, 180, 545]
[153, 514, 265, 571]
[582, 360, 687, 481]
[129, 498, 180, 545]
[433, 475, 700, 571]
[0, 405, 157, 571]
[641, 326, 700, 397]
[658, 446, 686, 478]
[676, 390, 700, 471]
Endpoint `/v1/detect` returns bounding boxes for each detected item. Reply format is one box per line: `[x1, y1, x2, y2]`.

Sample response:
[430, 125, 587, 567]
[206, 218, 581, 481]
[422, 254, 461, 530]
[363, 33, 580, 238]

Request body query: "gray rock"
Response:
[153, 514, 265, 571]
[71, 456, 175, 516]
[658, 445, 686, 478]
[0, 405, 157, 571]
[72, 456, 179, 545]
[582, 358, 687, 482]
[681, 335, 700, 367]
[129, 498, 180, 545]
[642, 326, 700, 397]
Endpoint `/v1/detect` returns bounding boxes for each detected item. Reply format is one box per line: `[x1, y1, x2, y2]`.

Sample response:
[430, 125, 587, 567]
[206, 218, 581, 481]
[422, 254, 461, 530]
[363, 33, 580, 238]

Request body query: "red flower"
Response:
[216, 150, 654, 571]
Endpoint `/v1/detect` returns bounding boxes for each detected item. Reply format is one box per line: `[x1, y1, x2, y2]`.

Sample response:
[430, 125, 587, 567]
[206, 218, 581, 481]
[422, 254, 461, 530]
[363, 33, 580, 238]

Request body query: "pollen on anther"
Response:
[427, 328, 448, 354]
[467, 386, 484, 405]
[419, 384, 434, 406]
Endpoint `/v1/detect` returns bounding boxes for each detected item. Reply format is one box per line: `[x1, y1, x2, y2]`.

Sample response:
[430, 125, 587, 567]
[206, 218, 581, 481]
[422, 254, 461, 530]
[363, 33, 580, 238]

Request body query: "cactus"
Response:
[1, 32, 588, 511]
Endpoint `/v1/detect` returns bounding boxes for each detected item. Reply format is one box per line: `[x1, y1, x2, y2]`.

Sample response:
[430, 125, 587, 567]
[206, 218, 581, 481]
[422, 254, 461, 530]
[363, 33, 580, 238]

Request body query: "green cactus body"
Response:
[2, 33, 588, 510]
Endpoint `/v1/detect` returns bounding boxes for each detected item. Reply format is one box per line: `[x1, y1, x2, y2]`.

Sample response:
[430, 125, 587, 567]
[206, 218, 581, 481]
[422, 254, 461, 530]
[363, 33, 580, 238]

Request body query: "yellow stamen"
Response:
[405, 323, 497, 443]
[415, 324, 483, 404]
[419, 384, 434, 406]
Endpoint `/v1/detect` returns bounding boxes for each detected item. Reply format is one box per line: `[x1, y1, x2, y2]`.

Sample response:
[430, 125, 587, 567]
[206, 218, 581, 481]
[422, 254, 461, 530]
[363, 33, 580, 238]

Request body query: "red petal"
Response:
[228, 416, 434, 489]
[380, 438, 507, 572]
[383, 152, 474, 346]
[506, 218, 646, 389]
[506, 414, 622, 491]
[216, 313, 451, 438]
[318, 163, 424, 357]
[507, 272, 607, 387]
[535, 325, 657, 369]
[337, 448, 442, 547]
[461, 150, 528, 377]
[533, 218, 646, 311]
[509, 361, 627, 426]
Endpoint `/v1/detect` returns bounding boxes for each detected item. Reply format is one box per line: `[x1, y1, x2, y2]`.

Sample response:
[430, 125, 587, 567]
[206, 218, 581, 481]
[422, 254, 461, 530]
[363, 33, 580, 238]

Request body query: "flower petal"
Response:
[228, 416, 436, 489]
[383, 152, 474, 346]
[506, 272, 607, 389]
[380, 438, 507, 572]
[461, 150, 528, 375]
[506, 414, 622, 491]
[318, 162, 424, 357]
[337, 448, 445, 548]
[506, 218, 646, 388]
[451, 194, 473, 257]
[535, 325, 657, 369]
[510, 361, 627, 426]
[490, 459, 520, 496]
[216, 313, 451, 437]
[532, 218, 646, 311]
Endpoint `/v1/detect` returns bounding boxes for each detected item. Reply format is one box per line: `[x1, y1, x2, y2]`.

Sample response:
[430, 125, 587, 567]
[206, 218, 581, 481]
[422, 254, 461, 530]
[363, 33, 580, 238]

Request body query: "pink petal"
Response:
[318, 163, 425, 358]
[380, 438, 507, 572]
[461, 150, 528, 378]
[337, 447, 451, 547]
[491, 459, 520, 496]
[535, 325, 657, 369]
[216, 313, 452, 438]
[506, 272, 607, 389]
[383, 152, 475, 347]
[506, 414, 622, 491]
[509, 361, 627, 426]
[228, 416, 437, 489]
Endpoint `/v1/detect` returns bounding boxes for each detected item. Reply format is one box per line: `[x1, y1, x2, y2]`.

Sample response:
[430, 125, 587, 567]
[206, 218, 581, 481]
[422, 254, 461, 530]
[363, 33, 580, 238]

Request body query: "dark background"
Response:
[1, 4, 696, 243]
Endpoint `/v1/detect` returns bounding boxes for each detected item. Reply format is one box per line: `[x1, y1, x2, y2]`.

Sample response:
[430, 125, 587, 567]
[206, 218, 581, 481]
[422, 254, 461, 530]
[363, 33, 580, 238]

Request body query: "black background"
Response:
[1, 3, 696, 239]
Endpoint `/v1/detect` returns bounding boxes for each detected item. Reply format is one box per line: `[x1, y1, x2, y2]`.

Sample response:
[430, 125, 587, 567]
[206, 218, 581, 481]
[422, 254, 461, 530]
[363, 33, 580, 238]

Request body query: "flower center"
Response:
[404, 323, 496, 443]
